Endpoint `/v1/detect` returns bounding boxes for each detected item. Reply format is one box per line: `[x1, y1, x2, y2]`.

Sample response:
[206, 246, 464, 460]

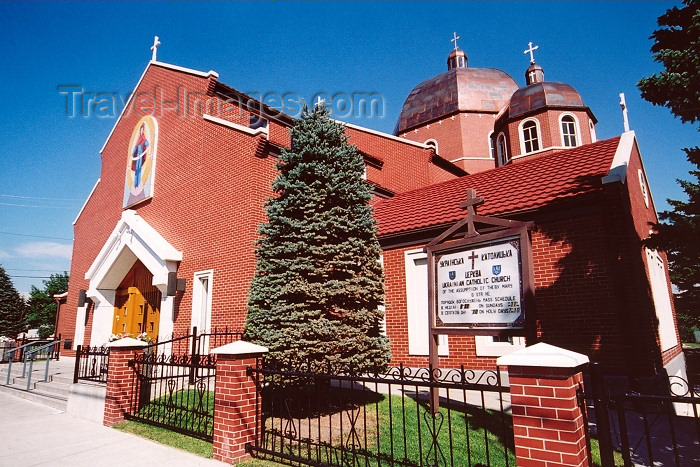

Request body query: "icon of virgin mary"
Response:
[124, 116, 157, 208]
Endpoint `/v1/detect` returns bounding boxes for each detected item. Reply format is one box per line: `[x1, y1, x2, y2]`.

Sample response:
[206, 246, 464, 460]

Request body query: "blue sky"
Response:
[0, 1, 696, 294]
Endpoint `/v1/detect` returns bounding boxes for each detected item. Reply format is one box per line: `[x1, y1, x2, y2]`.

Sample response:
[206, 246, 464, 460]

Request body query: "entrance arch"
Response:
[81, 210, 182, 345]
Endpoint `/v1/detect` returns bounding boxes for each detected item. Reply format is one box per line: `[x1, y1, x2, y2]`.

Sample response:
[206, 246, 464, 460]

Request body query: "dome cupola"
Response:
[395, 33, 517, 134]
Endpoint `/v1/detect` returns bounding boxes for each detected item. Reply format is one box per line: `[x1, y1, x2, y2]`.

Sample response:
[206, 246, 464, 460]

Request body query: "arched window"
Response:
[520, 119, 540, 154]
[589, 120, 597, 143]
[496, 133, 508, 166]
[560, 114, 579, 147]
[488, 131, 495, 159]
[424, 139, 438, 154]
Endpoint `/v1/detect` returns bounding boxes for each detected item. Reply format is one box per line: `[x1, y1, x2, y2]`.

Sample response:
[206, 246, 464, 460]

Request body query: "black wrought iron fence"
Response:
[248, 363, 515, 467]
[73, 345, 110, 384]
[582, 362, 700, 467]
[126, 351, 218, 441]
[194, 327, 244, 354]
[144, 326, 244, 357]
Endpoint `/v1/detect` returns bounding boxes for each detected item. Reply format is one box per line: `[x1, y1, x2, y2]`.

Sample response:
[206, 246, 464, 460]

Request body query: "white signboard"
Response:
[435, 238, 523, 327]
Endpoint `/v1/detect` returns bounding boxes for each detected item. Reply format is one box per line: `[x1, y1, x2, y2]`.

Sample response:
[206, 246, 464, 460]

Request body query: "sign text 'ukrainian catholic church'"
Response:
[436, 237, 522, 327]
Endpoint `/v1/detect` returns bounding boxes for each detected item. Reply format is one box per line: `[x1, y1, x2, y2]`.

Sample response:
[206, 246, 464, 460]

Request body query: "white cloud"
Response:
[14, 242, 73, 260]
[0, 249, 11, 259]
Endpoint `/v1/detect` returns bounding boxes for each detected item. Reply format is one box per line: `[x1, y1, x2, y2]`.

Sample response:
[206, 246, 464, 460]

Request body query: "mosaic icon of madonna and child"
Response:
[123, 116, 157, 207]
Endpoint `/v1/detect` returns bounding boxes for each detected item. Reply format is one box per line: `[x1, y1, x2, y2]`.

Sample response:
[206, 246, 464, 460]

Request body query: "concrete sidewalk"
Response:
[0, 391, 229, 467]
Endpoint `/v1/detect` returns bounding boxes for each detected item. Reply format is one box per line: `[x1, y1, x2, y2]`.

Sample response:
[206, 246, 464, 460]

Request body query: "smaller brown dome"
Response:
[509, 82, 584, 118]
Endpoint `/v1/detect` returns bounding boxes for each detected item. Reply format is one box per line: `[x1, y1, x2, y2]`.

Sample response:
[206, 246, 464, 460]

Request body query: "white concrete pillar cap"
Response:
[211, 340, 269, 356]
[105, 337, 150, 348]
[496, 342, 589, 368]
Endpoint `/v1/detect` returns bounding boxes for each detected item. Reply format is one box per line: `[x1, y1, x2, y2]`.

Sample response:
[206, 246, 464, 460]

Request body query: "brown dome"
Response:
[395, 67, 518, 134]
[509, 82, 584, 118]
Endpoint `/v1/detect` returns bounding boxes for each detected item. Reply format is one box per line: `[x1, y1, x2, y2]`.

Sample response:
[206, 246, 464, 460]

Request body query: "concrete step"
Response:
[0, 357, 77, 411]
[0, 381, 68, 411]
[34, 379, 72, 398]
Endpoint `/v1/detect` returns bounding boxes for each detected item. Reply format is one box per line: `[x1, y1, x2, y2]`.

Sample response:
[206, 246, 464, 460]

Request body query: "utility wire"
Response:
[0, 202, 77, 209]
[0, 231, 73, 241]
[0, 194, 82, 201]
[8, 275, 54, 279]
[5, 269, 68, 272]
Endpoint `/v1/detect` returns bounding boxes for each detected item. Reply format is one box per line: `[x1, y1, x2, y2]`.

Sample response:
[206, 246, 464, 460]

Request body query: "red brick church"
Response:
[56, 40, 685, 381]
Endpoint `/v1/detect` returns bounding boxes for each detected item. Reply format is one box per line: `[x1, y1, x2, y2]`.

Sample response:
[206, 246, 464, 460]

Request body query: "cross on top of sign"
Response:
[459, 189, 484, 237]
[459, 189, 484, 212]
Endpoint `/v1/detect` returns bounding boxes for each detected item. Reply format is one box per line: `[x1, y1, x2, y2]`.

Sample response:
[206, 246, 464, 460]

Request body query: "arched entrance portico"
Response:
[79, 210, 183, 345]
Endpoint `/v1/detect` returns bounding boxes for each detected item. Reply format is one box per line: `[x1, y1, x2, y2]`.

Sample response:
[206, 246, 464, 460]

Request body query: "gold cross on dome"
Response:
[524, 41, 539, 64]
[451, 32, 460, 50]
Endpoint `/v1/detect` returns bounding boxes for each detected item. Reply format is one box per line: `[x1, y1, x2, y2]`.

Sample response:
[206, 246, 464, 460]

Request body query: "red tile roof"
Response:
[374, 136, 621, 237]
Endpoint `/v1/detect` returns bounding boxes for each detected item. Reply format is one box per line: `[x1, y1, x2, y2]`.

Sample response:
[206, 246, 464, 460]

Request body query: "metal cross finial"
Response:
[315, 96, 326, 108]
[523, 41, 539, 64]
[151, 36, 161, 61]
[451, 32, 460, 50]
[619, 93, 630, 132]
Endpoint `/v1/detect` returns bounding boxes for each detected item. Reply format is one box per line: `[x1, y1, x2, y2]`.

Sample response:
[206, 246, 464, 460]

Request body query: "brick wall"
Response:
[58, 61, 462, 348]
[508, 365, 588, 466]
[212, 354, 261, 464]
[381, 201, 655, 375]
[103, 344, 145, 426]
[398, 111, 499, 173]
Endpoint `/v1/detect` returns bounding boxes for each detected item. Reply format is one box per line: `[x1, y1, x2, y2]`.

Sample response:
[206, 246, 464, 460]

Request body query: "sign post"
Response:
[425, 189, 535, 412]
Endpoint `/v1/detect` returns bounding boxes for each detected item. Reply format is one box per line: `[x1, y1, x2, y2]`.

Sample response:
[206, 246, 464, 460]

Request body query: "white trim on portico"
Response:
[81, 210, 183, 345]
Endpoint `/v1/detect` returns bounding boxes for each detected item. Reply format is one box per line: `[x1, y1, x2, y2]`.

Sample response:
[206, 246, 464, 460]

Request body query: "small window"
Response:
[488, 131, 495, 159]
[561, 115, 578, 147]
[496, 133, 508, 166]
[589, 120, 597, 143]
[192, 270, 213, 332]
[424, 139, 438, 154]
[404, 249, 448, 356]
[638, 169, 649, 208]
[521, 119, 540, 154]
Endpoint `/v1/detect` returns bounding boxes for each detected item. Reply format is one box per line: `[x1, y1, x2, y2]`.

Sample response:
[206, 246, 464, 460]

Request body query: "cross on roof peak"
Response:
[524, 41, 539, 64]
[451, 32, 460, 51]
[151, 36, 161, 61]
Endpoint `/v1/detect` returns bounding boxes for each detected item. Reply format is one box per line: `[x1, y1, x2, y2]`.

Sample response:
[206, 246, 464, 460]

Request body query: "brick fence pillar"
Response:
[103, 337, 148, 427]
[211, 340, 269, 464]
[497, 342, 590, 467]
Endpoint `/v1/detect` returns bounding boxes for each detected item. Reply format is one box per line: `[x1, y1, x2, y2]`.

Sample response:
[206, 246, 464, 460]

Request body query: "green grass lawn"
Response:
[114, 420, 214, 458]
[260, 387, 516, 467]
[589, 438, 625, 467]
[117, 384, 621, 467]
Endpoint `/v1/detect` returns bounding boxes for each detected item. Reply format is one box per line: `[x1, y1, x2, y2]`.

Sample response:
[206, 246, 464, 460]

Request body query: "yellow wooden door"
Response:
[112, 286, 160, 340]
[112, 288, 132, 335]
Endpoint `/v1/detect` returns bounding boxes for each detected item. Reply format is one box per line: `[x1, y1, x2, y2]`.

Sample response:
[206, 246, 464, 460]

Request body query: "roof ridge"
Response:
[374, 136, 621, 207]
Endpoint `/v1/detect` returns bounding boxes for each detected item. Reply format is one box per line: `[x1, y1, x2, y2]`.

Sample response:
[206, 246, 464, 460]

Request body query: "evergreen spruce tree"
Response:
[638, 0, 700, 340]
[245, 104, 391, 373]
[0, 265, 27, 339]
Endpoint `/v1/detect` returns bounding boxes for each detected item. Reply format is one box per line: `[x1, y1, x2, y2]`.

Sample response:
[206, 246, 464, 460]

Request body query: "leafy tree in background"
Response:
[638, 0, 700, 341]
[245, 104, 391, 374]
[26, 272, 69, 334]
[0, 265, 27, 338]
